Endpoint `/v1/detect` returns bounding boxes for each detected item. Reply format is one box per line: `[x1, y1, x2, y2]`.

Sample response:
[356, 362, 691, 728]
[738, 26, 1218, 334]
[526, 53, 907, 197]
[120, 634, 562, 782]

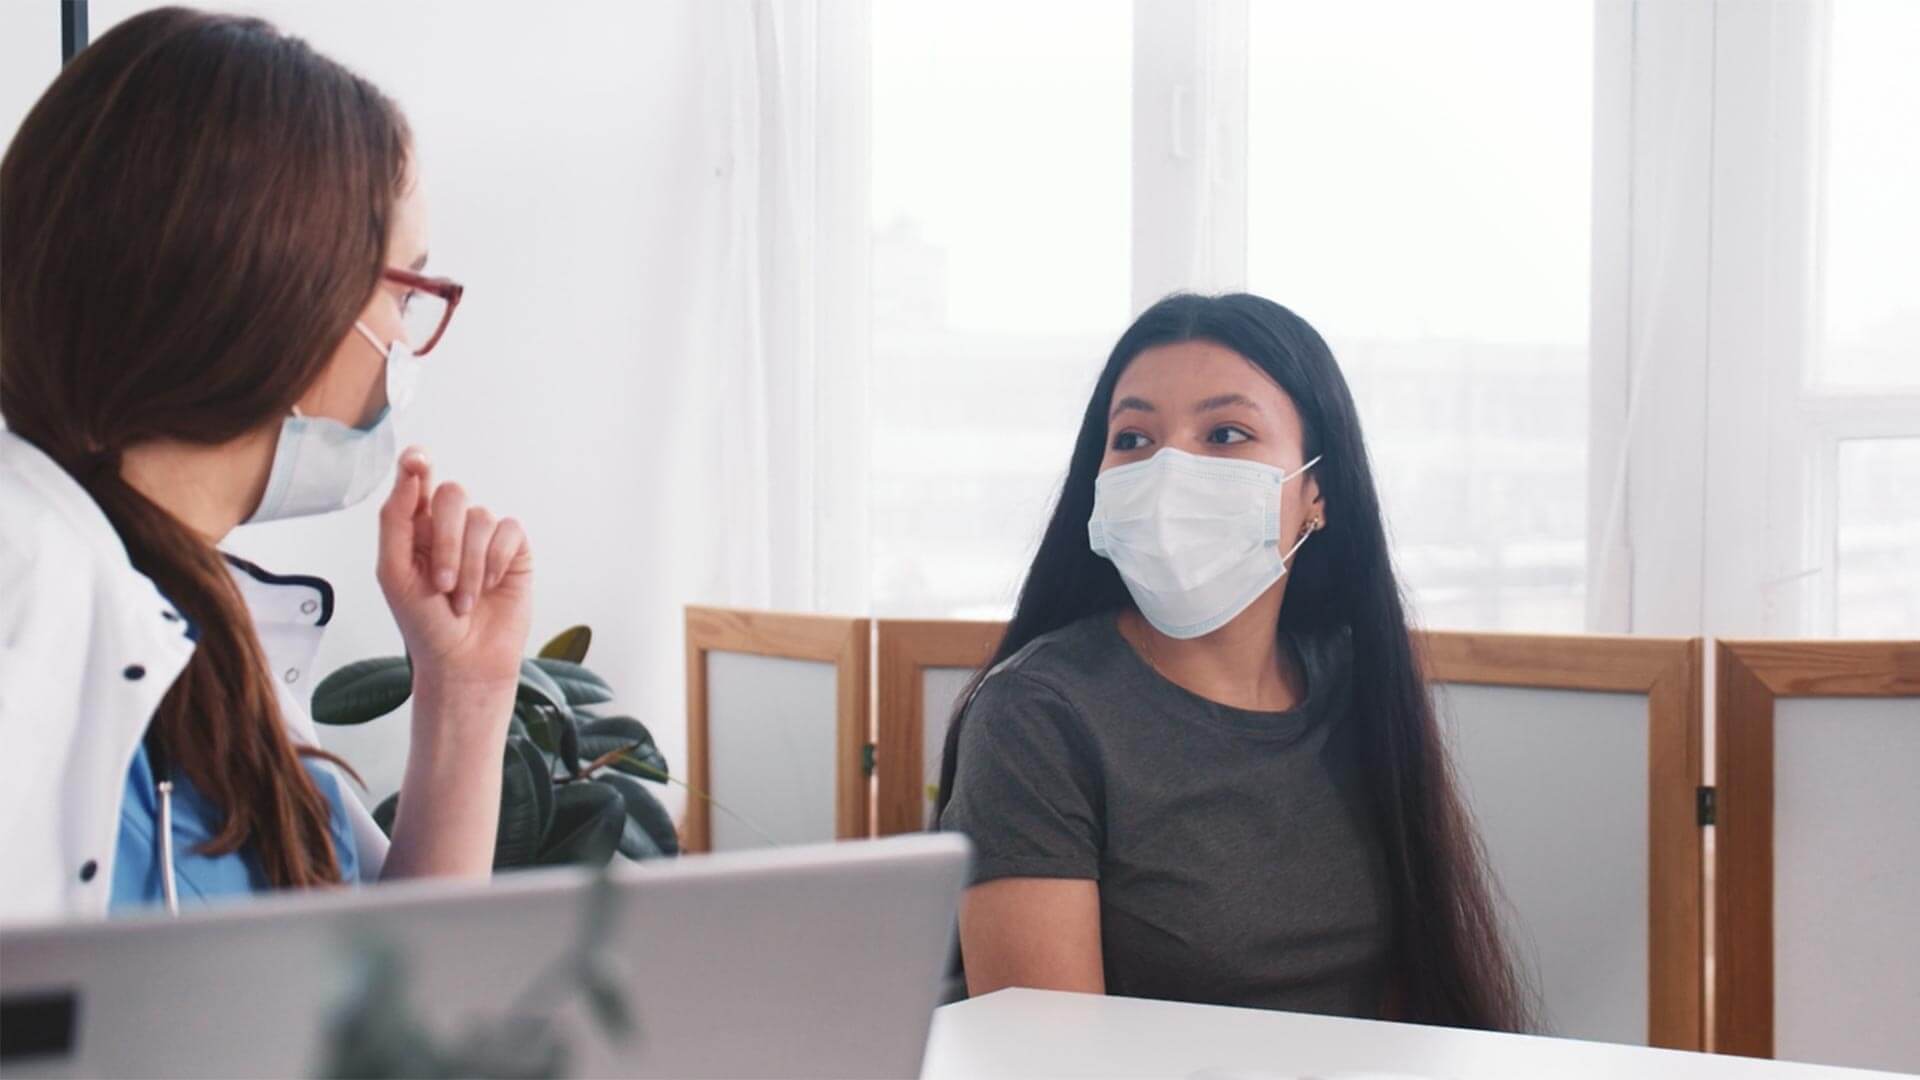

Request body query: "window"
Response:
[1808, 1, 1920, 636]
[1815, 0, 1920, 391]
[1768, 0, 1920, 636]
[861, 1, 1914, 639]
[1245, 1, 1594, 631]
[869, 0, 1131, 618]
[1835, 438, 1920, 637]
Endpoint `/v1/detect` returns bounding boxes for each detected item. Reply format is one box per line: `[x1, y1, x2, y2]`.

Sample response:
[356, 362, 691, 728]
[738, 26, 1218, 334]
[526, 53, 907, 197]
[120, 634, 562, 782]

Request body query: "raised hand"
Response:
[376, 446, 532, 692]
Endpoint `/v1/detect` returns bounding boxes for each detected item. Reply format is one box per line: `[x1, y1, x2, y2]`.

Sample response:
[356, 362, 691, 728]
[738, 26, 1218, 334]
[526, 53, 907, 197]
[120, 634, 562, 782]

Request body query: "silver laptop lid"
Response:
[0, 833, 971, 1079]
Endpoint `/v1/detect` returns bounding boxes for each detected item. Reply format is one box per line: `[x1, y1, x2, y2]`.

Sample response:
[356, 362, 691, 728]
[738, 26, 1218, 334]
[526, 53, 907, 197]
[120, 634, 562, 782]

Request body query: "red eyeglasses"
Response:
[382, 267, 465, 356]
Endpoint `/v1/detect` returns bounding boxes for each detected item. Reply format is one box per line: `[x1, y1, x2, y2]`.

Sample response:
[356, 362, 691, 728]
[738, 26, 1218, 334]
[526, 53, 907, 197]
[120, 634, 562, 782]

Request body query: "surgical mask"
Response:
[1088, 447, 1322, 640]
[247, 322, 423, 524]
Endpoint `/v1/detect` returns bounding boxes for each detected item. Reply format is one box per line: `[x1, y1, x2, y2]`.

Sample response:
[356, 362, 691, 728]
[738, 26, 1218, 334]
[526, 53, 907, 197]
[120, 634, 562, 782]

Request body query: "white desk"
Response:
[920, 989, 1907, 1080]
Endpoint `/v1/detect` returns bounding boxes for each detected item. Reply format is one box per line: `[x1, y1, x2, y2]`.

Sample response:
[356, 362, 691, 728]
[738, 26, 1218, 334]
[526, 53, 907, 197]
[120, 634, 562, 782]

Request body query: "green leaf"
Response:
[372, 792, 399, 837]
[530, 659, 615, 706]
[578, 716, 669, 782]
[494, 735, 555, 868]
[597, 772, 680, 858]
[516, 701, 554, 752]
[615, 820, 663, 860]
[558, 711, 582, 777]
[516, 659, 572, 716]
[312, 658, 412, 726]
[538, 624, 593, 663]
[535, 782, 624, 867]
[516, 702, 579, 777]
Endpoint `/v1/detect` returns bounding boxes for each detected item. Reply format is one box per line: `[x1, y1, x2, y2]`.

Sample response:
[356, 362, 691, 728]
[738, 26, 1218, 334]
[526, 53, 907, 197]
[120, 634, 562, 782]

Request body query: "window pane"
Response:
[1836, 438, 1920, 637]
[1815, 0, 1920, 390]
[1246, 1, 1593, 631]
[871, 0, 1131, 618]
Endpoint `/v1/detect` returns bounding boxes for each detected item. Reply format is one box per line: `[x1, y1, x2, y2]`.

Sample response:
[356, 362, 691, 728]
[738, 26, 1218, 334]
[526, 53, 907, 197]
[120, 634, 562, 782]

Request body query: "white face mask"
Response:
[247, 322, 423, 524]
[1088, 447, 1322, 640]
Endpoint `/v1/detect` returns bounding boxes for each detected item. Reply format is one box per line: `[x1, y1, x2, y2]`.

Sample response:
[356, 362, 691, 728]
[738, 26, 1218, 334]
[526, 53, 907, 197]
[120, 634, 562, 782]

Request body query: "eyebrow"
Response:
[1109, 395, 1156, 421]
[1195, 393, 1262, 414]
[409, 251, 430, 271]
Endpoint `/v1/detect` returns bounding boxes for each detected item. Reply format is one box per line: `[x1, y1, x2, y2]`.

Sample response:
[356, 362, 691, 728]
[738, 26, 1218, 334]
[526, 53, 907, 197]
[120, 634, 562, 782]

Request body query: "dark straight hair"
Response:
[2, 7, 408, 887]
[935, 292, 1534, 1032]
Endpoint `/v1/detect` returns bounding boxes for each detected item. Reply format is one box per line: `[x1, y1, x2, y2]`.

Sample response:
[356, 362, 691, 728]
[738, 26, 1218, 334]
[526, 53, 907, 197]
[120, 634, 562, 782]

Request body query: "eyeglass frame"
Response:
[381, 267, 465, 357]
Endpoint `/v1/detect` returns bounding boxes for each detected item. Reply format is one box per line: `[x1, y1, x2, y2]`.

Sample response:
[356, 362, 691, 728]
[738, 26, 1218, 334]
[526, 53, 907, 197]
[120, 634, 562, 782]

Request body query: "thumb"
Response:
[378, 447, 431, 577]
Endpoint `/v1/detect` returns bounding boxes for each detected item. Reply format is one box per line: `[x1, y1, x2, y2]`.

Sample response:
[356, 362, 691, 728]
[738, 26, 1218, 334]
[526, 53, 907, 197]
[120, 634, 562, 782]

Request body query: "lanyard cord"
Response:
[146, 731, 180, 917]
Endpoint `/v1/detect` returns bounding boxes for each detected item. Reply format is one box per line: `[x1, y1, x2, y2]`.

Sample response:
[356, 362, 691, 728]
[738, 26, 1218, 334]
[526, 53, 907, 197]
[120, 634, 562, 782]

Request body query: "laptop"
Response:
[0, 833, 970, 1079]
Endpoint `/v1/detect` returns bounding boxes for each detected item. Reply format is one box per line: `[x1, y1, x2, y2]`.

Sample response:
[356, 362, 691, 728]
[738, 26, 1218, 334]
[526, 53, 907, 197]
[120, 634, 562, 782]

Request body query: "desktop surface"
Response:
[921, 988, 1906, 1080]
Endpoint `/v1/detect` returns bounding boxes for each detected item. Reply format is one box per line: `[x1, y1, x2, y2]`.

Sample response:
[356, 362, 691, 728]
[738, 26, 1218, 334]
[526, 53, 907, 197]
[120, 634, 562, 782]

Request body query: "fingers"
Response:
[429, 481, 469, 594]
[384, 449, 520, 617]
[377, 448, 431, 586]
[454, 507, 494, 615]
[484, 517, 529, 589]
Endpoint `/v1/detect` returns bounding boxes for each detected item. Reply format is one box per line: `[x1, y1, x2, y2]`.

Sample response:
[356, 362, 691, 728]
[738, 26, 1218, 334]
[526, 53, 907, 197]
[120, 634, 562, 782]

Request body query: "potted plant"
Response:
[312, 625, 679, 867]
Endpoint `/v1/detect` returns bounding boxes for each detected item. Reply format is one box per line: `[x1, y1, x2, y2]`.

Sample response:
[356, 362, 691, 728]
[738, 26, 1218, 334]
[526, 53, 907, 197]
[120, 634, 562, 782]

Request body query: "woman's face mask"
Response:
[1088, 341, 1325, 638]
[1090, 447, 1321, 639]
[246, 322, 422, 524]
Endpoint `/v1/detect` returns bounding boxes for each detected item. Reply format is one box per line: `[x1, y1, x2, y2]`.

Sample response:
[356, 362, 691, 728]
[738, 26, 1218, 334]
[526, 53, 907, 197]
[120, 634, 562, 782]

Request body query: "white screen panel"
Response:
[920, 666, 978, 824]
[1435, 684, 1649, 1045]
[1774, 696, 1920, 1073]
[706, 651, 839, 851]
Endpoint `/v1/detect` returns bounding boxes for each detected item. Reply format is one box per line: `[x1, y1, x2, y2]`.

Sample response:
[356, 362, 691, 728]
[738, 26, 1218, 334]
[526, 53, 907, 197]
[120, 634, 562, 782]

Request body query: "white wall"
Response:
[0, 0, 786, 817]
[0, 2, 58, 145]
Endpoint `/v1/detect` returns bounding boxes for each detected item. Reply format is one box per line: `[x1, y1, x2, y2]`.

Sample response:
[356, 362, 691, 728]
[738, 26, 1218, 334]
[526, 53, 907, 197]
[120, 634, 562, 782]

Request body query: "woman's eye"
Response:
[1208, 425, 1251, 445]
[1112, 431, 1150, 452]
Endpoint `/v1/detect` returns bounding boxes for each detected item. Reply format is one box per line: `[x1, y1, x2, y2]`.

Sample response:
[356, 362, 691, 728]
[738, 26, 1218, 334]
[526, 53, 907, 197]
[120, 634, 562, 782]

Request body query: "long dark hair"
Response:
[1, 8, 408, 887]
[935, 293, 1533, 1032]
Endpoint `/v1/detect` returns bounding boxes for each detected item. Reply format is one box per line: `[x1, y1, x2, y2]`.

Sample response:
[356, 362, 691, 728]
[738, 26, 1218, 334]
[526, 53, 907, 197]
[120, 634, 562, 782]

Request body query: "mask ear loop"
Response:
[1280, 454, 1323, 483]
[1279, 455, 1325, 568]
[353, 320, 392, 355]
[1281, 517, 1317, 566]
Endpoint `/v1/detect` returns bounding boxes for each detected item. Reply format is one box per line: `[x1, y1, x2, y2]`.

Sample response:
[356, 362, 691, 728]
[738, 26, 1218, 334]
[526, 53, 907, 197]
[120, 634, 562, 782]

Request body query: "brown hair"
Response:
[1, 7, 411, 887]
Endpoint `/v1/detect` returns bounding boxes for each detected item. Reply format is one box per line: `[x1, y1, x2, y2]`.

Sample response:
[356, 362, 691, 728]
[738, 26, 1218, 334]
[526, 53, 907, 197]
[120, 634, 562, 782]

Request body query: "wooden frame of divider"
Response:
[874, 619, 1006, 835]
[682, 606, 872, 853]
[864, 621, 1706, 1046]
[1417, 630, 1706, 1051]
[1711, 639, 1920, 1060]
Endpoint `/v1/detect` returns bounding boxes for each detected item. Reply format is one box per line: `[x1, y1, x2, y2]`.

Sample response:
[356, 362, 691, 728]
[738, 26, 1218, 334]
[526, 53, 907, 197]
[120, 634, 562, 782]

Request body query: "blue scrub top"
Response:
[110, 741, 360, 913]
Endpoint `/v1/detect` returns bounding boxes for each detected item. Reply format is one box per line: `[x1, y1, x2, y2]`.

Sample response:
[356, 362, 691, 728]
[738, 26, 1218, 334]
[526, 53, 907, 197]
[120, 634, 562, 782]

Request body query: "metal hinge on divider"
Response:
[1697, 786, 1717, 826]
[862, 743, 877, 777]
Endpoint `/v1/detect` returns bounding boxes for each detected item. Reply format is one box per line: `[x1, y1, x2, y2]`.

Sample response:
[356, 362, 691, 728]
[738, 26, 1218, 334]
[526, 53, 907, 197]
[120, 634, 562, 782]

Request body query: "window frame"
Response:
[844, 0, 1916, 635]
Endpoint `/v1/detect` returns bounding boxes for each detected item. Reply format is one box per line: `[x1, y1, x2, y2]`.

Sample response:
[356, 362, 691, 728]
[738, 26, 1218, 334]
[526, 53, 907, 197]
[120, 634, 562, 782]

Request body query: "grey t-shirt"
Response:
[939, 613, 1392, 1018]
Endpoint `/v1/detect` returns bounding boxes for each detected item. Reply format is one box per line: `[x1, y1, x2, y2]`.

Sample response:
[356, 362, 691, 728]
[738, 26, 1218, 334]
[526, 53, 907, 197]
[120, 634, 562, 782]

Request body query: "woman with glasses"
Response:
[0, 8, 529, 922]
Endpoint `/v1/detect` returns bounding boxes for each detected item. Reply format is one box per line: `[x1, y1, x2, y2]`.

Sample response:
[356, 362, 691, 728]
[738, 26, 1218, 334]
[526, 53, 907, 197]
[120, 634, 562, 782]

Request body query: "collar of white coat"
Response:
[1, 430, 376, 914]
[0, 429, 332, 653]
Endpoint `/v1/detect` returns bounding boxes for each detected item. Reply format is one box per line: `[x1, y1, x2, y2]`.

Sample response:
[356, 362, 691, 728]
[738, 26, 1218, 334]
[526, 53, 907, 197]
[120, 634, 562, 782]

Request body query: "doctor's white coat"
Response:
[0, 429, 387, 926]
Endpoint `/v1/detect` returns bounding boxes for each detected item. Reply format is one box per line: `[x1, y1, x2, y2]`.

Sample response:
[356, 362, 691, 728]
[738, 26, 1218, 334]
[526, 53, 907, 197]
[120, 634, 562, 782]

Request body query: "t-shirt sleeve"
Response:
[939, 670, 1104, 885]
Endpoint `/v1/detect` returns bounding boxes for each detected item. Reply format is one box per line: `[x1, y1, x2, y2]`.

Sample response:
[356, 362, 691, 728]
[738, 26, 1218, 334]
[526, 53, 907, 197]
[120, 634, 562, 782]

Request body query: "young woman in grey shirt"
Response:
[937, 293, 1532, 1032]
